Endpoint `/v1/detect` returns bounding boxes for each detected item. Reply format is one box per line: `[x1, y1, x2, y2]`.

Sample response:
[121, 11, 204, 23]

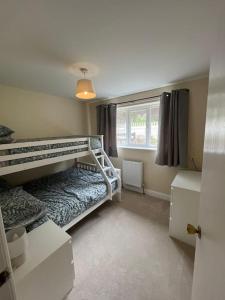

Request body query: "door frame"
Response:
[0, 208, 17, 300]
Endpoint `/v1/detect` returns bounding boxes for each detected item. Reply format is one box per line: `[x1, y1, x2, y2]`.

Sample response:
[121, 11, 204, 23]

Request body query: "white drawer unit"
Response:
[14, 221, 75, 300]
[169, 170, 201, 247]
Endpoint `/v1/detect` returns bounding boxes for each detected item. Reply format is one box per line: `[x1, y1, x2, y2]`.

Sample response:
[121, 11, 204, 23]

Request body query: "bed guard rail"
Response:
[0, 136, 97, 176]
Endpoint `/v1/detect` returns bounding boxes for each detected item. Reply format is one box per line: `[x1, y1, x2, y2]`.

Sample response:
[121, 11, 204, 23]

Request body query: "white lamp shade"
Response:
[75, 79, 96, 99]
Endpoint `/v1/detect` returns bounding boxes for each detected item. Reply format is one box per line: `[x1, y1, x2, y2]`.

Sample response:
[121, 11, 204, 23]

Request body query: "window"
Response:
[117, 100, 160, 149]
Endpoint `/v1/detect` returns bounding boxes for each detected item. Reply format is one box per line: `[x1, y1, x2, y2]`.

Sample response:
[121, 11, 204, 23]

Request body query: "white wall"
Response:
[0, 84, 88, 185]
[0, 77, 209, 194]
[88, 77, 209, 195]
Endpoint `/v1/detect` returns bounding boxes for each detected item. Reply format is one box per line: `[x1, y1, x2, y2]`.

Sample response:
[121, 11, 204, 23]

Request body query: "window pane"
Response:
[117, 109, 127, 145]
[130, 109, 147, 145]
[150, 103, 159, 147]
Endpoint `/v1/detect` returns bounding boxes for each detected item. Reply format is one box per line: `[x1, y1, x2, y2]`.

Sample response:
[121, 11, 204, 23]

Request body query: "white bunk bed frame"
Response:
[0, 135, 121, 231]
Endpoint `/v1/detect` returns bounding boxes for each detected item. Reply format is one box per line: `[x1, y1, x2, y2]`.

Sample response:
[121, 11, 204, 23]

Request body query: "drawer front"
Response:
[170, 187, 174, 221]
[16, 240, 74, 300]
[169, 187, 200, 247]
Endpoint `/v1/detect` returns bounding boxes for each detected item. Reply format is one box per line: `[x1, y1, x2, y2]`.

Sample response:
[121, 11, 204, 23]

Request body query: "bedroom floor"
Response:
[67, 190, 195, 300]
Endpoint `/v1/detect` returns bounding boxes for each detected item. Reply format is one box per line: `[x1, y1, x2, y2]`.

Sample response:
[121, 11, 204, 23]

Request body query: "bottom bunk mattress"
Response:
[24, 167, 116, 231]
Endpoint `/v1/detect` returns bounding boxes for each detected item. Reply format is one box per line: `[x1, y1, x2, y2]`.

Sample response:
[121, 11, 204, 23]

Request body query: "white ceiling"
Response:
[0, 0, 223, 100]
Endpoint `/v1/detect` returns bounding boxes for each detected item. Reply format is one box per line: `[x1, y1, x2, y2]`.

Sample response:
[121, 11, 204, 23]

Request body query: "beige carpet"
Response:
[66, 190, 195, 300]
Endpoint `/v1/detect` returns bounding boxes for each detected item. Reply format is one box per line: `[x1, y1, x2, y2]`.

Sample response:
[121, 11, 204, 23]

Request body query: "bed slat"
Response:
[0, 151, 90, 176]
[0, 144, 88, 162]
[0, 137, 89, 151]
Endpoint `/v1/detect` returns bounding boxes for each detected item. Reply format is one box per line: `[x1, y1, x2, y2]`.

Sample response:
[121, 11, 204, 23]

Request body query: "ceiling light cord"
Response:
[80, 67, 88, 79]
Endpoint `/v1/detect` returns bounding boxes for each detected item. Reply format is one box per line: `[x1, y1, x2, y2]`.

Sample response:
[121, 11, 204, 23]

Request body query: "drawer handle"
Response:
[187, 224, 201, 239]
[0, 270, 10, 288]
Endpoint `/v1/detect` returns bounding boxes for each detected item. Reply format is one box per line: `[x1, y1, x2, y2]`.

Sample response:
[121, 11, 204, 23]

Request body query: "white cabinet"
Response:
[169, 171, 201, 247]
[14, 221, 75, 300]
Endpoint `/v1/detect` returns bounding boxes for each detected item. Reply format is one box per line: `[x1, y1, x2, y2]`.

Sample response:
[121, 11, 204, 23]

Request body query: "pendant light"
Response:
[75, 68, 96, 100]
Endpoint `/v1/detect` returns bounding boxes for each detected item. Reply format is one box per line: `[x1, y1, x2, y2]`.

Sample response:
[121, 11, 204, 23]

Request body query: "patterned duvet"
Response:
[24, 167, 116, 231]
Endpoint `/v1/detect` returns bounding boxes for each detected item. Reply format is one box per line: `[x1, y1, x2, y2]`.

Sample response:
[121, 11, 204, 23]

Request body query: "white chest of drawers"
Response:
[14, 221, 75, 300]
[169, 171, 201, 247]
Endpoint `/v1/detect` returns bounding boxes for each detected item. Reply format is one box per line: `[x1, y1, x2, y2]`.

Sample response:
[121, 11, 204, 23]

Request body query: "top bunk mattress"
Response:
[7, 135, 102, 149]
[0, 135, 102, 173]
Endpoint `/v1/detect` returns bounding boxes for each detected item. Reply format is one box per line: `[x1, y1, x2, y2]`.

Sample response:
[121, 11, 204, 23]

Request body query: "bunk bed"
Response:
[0, 135, 121, 231]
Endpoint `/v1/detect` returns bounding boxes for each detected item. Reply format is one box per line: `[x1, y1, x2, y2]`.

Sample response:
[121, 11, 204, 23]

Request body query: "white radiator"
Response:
[122, 160, 144, 193]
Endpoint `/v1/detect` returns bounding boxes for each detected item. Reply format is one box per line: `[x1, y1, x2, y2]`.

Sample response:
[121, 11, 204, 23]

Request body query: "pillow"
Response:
[90, 137, 102, 149]
[0, 178, 11, 193]
[0, 136, 14, 144]
[0, 187, 47, 230]
[0, 125, 14, 137]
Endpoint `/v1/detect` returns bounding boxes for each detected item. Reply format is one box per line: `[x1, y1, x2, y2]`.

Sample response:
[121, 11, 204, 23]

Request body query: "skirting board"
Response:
[144, 189, 170, 201]
[123, 184, 144, 194]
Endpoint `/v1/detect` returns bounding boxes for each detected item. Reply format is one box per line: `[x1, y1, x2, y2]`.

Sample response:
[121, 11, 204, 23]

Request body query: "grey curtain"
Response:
[96, 104, 118, 157]
[155, 89, 189, 167]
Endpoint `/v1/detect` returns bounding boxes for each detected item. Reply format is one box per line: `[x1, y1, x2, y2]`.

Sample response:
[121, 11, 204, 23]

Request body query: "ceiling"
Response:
[0, 0, 223, 100]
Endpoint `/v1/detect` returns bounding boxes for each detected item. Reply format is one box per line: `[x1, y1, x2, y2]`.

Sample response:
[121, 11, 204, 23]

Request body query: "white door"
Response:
[0, 209, 17, 300]
[191, 20, 225, 300]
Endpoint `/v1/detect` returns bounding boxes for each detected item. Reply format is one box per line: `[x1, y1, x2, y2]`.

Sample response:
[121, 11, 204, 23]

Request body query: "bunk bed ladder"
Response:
[91, 149, 121, 200]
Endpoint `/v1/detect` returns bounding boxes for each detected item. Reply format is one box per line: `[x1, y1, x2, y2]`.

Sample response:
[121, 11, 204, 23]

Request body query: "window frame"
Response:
[116, 100, 160, 150]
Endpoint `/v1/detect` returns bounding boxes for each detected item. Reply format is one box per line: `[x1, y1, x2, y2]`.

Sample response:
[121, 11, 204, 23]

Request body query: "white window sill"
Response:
[118, 146, 157, 151]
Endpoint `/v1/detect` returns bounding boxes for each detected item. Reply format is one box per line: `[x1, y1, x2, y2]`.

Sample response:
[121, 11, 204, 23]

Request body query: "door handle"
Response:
[187, 224, 201, 239]
[0, 270, 10, 287]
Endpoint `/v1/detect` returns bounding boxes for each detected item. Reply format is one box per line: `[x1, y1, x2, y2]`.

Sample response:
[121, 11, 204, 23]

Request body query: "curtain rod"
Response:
[96, 94, 162, 107]
[117, 94, 161, 105]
